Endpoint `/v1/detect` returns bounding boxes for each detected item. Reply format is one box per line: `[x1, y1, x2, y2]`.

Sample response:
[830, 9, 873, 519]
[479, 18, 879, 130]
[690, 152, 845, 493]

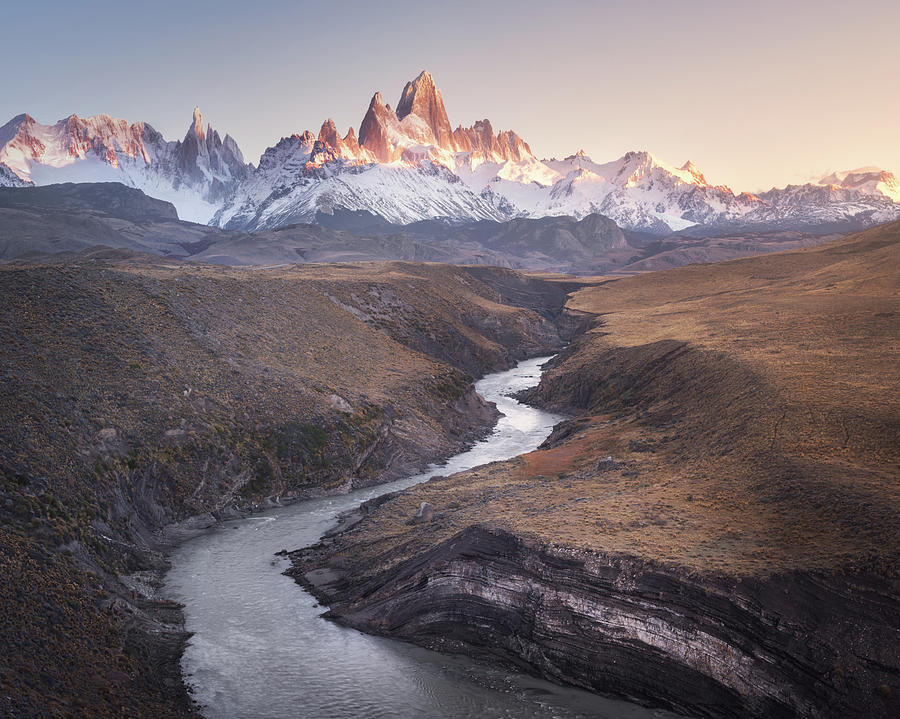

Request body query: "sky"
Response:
[4, 0, 898, 191]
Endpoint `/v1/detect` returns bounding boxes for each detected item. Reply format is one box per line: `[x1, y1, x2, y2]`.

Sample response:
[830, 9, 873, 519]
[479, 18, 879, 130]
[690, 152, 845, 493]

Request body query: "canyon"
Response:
[1, 169, 897, 719]
[0, 255, 573, 717]
[289, 221, 900, 718]
[1, 218, 897, 717]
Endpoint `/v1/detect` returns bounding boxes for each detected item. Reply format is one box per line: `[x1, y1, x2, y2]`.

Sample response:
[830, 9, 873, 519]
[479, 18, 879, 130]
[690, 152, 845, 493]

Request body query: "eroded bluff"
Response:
[0, 257, 573, 718]
[291, 524, 899, 719]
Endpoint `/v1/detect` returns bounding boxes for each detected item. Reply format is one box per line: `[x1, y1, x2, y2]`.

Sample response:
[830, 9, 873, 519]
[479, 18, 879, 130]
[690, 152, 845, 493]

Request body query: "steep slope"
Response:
[0, 162, 30, 187]
[290, 221, 900, 718]
[0, 255, 571, 718]
[395, 70, 454, 148]
[215, 153, 507, 230]
[213, 70, 900, 233]
[3, 71, 897, 232]
[0, 109, 250, 222]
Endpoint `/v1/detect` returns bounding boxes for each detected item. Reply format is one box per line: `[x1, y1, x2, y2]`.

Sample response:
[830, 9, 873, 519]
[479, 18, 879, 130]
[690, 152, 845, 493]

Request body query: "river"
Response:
[164, 357, 675, 719]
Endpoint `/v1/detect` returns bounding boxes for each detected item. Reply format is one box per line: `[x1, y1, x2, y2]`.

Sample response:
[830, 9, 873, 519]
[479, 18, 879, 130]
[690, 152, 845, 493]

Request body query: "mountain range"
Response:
[0, 183, 839, 275]
[2, 70, 898, 234]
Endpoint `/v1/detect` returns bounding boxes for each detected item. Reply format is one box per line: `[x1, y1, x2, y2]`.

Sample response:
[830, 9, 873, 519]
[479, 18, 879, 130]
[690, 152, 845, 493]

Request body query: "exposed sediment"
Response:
[0, 256, 572, 718]
[292, 524, 899, 718]
[288, 224, 900, 718]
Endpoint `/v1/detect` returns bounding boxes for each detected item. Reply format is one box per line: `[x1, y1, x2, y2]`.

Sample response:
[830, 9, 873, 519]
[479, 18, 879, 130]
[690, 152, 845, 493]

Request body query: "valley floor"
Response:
[0, 257, 570, 717]
[290, 221, 900, 718]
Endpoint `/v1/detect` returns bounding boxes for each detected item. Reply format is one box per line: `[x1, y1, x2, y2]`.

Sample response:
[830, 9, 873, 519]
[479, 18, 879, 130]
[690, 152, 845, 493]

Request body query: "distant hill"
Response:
[1, 181, 844, 274]
[0, 182, 178, 221]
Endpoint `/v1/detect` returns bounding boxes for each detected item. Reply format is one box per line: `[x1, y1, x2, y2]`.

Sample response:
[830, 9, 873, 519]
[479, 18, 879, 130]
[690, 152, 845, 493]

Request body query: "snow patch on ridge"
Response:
[2, 70, 898, 234]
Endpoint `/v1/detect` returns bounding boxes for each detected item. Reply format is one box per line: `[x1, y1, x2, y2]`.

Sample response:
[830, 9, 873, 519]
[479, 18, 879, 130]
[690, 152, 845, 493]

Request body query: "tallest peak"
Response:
[399, 70, 438, 107]
[190, 106, 205, 140]
[396, 70, 452, 147]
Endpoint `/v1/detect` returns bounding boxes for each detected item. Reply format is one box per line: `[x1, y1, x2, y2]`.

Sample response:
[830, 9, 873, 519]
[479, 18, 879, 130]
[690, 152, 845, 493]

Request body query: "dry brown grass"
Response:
[323, 222, 900, 578]
[0, 256, 566, 718]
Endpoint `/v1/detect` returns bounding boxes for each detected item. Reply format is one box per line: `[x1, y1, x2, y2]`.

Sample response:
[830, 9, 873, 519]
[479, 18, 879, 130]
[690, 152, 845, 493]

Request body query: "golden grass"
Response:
[324, 223, 900, 578]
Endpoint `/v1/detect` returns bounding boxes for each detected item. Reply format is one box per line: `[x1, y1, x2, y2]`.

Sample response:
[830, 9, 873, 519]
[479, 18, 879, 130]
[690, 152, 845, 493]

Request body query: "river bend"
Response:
[165, 357, 672, 719]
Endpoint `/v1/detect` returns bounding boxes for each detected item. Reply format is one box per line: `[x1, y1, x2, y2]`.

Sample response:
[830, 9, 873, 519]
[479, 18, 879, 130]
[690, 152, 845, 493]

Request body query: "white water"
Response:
[165, 357, 674, 718]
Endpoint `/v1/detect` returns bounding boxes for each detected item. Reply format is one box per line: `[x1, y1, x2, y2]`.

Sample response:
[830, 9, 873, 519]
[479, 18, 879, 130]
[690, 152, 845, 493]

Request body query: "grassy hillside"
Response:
[289, 221, 899, 717]
[316, 221, 899, 576]
[0, 253, 566, 718]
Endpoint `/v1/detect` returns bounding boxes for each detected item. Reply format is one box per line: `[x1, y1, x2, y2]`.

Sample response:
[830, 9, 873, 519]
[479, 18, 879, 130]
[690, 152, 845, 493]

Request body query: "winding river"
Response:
[164, 357, 673, 719]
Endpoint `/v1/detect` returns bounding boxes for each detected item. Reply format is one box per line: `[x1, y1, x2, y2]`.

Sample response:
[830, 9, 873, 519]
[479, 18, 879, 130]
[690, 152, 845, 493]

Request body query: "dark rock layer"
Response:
[290, 524, 900, 719]
[0, 259, 573, 717]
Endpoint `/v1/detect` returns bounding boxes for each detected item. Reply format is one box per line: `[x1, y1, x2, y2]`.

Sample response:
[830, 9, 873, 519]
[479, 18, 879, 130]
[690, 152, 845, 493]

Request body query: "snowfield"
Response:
[2, 71, 898, 233]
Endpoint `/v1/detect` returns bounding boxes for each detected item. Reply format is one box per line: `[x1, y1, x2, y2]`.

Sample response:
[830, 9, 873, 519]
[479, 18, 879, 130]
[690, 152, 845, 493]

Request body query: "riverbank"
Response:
[166, 358, 659, 719]
[288, 222, 900, 718]
[0, 256, 575, 718]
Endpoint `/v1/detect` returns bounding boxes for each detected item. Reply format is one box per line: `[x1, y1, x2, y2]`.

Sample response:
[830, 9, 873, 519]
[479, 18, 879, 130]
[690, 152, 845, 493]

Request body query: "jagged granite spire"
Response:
[396, 70, 453, 149]
[189, 106, 205, 141]
[358, 92, 398, 163]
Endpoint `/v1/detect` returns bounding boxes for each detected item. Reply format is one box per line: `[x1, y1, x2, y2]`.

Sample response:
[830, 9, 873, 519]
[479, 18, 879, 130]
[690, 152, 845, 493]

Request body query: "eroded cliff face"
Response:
[0, 257, 572, 718]
[291, 524, 900, 719]
[1, 260, 567, 552]
[287, 229, 900, 719]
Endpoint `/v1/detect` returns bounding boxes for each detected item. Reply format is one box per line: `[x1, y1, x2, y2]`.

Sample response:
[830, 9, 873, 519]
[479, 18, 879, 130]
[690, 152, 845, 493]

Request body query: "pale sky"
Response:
[3, 0, 898, 191]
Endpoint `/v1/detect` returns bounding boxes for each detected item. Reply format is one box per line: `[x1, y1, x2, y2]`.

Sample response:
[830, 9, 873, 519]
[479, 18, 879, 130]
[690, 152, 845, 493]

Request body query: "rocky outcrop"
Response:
[176, 107, 249, 201]
[358, 92, 399, 163]
[291, 524, 900, 719]
[342, 126, 360, 155]
[317, 118, 343, 152]
[396, 70, 453, 149]
[452, 119, 532, 162]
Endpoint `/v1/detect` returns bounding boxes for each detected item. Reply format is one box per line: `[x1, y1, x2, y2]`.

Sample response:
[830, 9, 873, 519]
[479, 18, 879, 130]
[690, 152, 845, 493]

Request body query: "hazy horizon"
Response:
[5, 0, 898, 192]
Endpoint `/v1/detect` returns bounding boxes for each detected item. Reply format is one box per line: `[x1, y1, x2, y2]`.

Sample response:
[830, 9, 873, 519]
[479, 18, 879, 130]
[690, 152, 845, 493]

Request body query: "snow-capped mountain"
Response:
[0, 162, 30, 187]
[213, 70, 899, 233]
[217, 71, 760, 232]
[744, 171, 900, 230]
[681, 167, 900, 233]
[212, 118, 509, 230]
[481, 150, 768, 233]
[0, 108, 250, 222]
[213, 72, 531, 229]
[816, 167, 900, 202]
[2, 71, 898, 234]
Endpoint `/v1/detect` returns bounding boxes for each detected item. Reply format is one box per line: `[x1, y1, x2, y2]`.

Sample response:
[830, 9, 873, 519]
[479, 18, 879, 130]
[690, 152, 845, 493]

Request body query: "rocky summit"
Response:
[3, 71, 898, 234]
